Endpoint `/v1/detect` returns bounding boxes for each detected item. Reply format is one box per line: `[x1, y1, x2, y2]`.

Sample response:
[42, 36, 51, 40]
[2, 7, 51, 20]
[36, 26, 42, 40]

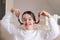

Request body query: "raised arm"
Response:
[47, 16, 60, 39]
[11, 8, 23, 24]
[38, 11, 60, 39]
[1, 8, 20, 34]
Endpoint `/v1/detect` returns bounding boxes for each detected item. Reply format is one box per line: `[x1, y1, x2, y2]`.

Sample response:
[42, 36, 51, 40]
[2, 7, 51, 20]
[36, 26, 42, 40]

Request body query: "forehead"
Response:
[23, 14, 32, 18]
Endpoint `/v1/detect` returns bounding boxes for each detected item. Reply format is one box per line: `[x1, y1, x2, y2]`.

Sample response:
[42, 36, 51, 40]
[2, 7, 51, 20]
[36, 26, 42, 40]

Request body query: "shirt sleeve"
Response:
[46, 17, 60, 40]
[1, 11, 20, 34]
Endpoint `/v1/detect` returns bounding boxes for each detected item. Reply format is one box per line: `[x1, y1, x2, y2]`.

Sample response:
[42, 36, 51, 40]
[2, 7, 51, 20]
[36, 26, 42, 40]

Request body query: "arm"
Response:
[1, 11, 20, 34]
[38, 11, 60, 39]
[47, 17, 60, 39]
[11, 8, 23, 24]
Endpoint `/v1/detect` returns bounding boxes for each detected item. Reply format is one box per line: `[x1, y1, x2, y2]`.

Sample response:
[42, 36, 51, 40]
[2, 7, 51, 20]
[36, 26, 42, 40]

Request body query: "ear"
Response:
[32, 20, 35, 24]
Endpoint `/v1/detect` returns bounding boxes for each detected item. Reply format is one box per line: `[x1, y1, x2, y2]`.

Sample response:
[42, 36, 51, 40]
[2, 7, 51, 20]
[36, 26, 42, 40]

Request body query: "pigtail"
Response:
[18, 17, 23, 25]
[35, 13, 40, 24]
[35, 18, 40, 24]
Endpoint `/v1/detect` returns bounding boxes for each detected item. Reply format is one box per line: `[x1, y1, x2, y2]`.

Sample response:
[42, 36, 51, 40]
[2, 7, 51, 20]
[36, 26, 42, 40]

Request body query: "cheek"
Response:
[30, 20, 34, 24]
[22, 19, 34, 25]
[22, 21, 26, 24]
[22, 21, 29, 25]
[23, 21, 33, 25]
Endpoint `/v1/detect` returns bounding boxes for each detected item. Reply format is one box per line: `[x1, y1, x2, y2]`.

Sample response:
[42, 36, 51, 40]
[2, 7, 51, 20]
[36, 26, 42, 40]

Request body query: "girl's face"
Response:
[22, 13, 34, 29]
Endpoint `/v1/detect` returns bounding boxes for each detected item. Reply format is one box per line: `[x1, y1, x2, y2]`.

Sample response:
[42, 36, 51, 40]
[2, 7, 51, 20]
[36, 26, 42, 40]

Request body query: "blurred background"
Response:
[0, 0, 60, 40]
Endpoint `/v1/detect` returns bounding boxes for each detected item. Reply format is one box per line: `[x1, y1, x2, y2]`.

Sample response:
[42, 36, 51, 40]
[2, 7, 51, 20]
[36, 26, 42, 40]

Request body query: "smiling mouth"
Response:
[25, 23, 31, 26]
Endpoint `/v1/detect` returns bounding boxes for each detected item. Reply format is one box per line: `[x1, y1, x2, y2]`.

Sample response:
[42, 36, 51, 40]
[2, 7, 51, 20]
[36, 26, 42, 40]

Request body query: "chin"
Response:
[25, 25, 31, 27]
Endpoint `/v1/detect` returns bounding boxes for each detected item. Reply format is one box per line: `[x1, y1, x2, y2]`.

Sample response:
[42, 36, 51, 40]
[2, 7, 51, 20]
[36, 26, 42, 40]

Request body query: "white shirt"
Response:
[1, 11, 60, 40]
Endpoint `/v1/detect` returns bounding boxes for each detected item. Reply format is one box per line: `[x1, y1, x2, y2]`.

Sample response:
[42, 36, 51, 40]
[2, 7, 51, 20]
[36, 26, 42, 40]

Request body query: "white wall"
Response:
[14, 0, 54, 18]
[6, 0, 14, 13]
[47, 0, 60, 15]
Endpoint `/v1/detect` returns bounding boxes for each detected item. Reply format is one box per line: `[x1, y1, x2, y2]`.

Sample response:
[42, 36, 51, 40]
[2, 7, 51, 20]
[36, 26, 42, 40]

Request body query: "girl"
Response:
[1, 8, 59, 40]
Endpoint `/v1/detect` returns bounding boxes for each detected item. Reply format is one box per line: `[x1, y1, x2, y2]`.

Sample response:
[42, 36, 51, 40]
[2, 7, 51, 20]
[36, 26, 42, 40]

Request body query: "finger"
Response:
[10, 8, 14, 13]
[17, 9, 20, 14]
[41, 11, 52, 18]
[38, 11, 44, 17]
[40, 11, 48, 16]
[40, 11, 45, 16]
[15, 9, 20, 17]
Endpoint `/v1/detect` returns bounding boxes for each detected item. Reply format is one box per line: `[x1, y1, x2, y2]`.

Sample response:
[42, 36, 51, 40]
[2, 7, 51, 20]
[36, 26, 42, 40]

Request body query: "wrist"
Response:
[47, 15, 52, 18]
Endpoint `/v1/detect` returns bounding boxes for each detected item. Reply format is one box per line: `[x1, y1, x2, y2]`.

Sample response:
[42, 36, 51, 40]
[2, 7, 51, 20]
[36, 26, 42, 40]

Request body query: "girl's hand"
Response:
[38, 11, 52, 18]
[10, 8, 20, 17]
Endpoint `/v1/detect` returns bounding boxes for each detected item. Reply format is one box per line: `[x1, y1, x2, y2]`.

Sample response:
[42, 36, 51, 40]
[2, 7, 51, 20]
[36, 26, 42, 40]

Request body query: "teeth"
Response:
[28, 23, 31, 25]
[29, 24, 31, 25]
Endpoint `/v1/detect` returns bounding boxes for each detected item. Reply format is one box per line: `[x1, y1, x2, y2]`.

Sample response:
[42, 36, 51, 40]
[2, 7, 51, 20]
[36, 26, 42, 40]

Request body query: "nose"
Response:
[25, 19, 29, 24]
